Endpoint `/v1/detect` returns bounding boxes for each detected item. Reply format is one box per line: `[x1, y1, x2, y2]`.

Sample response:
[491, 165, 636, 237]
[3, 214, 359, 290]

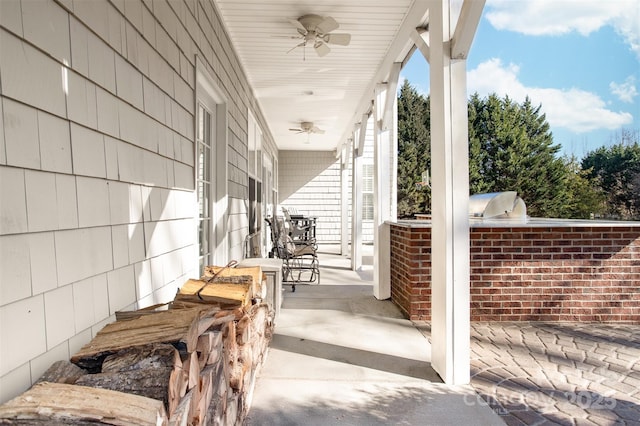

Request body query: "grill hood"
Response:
[469, 191, 527, 220]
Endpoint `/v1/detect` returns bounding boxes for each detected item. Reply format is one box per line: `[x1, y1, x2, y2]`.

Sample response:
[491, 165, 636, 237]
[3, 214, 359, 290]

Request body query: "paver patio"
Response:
[416, 322, 640, 425]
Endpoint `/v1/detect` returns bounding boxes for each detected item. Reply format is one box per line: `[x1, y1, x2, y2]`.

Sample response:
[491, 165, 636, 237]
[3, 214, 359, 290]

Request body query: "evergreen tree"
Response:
[467, 94, 567, 217]
[398, 85, 608, 220]
[560, 156, 606, 219]
[397, 80, 430, 217]
[582, 131, 640, 219]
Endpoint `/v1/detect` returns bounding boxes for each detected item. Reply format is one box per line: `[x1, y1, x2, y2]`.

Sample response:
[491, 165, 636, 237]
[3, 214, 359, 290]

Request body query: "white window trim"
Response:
[195, 56, 229, 267]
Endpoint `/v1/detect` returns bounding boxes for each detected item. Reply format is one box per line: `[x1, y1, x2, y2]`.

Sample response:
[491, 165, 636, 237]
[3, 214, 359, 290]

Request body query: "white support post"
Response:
[429, 0, 471, 385]
[341, 141, 351, 256]
[372, 63, 400, 300]
[351, 128, 363, 271]
[373, 85, 387, 299]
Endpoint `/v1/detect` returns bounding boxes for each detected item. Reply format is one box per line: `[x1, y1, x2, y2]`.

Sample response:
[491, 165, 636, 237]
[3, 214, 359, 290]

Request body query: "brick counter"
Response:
[389, 221, 640, 323]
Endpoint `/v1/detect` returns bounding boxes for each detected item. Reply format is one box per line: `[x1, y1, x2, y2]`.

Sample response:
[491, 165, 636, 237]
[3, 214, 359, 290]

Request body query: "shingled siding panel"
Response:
[0, 0, 276, 403]
[279, 151, 342, 243]
[389, 223, 640, 323]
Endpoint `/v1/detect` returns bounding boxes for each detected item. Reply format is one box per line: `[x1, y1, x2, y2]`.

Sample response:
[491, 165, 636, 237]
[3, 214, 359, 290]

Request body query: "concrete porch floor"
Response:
[246, 245, 640, 425]
[246, 245, 504, 425]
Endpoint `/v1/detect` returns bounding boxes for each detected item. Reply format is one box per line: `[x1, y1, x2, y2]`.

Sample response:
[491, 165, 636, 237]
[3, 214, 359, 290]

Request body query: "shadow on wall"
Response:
[131, 184, 197, 311]
[278, 150, 342, 200]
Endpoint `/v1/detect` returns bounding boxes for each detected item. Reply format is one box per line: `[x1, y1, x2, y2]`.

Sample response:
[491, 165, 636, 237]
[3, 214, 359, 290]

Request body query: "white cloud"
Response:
[468, 58, 634, 133]
[610, 76, 638, 103]
[485, 0, 640, 58]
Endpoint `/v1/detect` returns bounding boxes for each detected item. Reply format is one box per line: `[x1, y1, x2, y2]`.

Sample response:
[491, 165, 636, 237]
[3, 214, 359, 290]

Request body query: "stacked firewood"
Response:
[0, 266, 275, 425]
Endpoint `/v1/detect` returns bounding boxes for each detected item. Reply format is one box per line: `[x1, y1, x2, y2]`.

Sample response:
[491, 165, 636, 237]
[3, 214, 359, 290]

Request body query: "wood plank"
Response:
[70, 307, 218, 371]
[0, 382, 167, 425]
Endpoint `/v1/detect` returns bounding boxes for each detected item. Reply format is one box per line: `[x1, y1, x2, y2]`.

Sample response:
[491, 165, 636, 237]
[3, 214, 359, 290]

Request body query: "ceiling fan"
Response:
[285, 14, 351, 59]
[289, 121, 325, 143]
[289, 121, 325, 134]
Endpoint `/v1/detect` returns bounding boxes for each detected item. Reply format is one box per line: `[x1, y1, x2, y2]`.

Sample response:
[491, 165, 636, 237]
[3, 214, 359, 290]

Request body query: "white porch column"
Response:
[372, 63, 400, 300]
[351, 122, 365, 271]
[429, 0, 471, 384]
[340, 142, 351, 256]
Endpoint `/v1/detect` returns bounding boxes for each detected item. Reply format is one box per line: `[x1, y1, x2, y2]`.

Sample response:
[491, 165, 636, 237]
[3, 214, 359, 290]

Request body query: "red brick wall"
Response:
[390, 224, 640, 323]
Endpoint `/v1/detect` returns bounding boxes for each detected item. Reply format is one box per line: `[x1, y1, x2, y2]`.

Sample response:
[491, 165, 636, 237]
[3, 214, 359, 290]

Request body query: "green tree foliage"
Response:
[397, 82, 627, 220]
[468, 94, 567, 217]
[397, 80, 430, 218]
[582, 131, 640, 220]
[559, 156, 606, 219]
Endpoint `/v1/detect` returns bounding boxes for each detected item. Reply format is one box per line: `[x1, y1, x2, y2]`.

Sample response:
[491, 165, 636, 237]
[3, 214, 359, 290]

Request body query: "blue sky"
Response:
[401, 0, 640, 159]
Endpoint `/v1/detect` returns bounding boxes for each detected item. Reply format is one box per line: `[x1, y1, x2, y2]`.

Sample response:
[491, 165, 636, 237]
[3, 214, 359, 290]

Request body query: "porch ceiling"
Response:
[214, 0, 430, 152]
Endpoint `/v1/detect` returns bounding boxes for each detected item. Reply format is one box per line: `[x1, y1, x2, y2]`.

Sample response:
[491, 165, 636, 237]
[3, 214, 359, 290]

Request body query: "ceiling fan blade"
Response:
[288, 18, 307, 35]
[312, 127, 325, 134]
[314, 41, 330, 57]
[324, 33, 351, 46]
[288, 128, 303, 132]
[316, 16, 339, 34]
[286, 41, 305, 54]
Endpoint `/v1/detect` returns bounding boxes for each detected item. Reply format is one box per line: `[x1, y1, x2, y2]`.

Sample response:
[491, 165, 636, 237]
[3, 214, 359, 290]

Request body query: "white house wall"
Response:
[278, 151, 343, 243]
[0, 0, 275, 403]
[278, 146, 374, 246]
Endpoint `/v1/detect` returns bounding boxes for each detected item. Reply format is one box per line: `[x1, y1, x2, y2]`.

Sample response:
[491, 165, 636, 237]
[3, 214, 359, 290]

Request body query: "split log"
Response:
[168, 388, 194, 426]
[203, 348, 230, 426]
[115, 302, 170, 321]
[34, 360, 87, 385]
[75, 344, 181, 413]
[168, 355, 184, 417]
[215, 307, 247, 322]
[196, 331, 223, 368]
[189, 363, 219, 425]
[175, 279, 252, 307]
[71, 307, 219, 371]
[101, 343, 180, 373]
[222, 321, 238, 369]
[203, 265, 264, 296]
[171, 301, 244, 312]
[225, 393, 240, 426]
[235, 314, 252, 346]
[185, 351, 201, 391]
[0, 382, 168, 425]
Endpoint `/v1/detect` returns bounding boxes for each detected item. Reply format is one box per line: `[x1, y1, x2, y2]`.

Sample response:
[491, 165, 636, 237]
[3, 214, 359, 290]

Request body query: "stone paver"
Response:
[466, 323, 640, 426]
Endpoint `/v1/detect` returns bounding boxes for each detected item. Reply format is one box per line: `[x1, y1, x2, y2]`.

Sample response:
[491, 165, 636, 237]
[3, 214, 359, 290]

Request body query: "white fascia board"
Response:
[451, 0, 485, 59]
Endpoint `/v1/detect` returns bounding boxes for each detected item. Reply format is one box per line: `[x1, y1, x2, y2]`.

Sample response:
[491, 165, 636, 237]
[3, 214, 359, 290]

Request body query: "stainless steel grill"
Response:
[469, 191, 527, 220]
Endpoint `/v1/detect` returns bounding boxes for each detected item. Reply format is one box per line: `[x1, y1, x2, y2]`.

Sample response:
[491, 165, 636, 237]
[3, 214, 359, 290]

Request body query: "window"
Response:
[197, 103, 214, 272]
[248, 114, 262, 235]
[362, 163, 374, 220]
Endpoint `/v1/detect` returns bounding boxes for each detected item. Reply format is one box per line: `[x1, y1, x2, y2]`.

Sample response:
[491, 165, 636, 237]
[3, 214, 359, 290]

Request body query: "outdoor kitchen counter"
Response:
[388, 219, 640, 323]
[390, 217, 640, 228]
